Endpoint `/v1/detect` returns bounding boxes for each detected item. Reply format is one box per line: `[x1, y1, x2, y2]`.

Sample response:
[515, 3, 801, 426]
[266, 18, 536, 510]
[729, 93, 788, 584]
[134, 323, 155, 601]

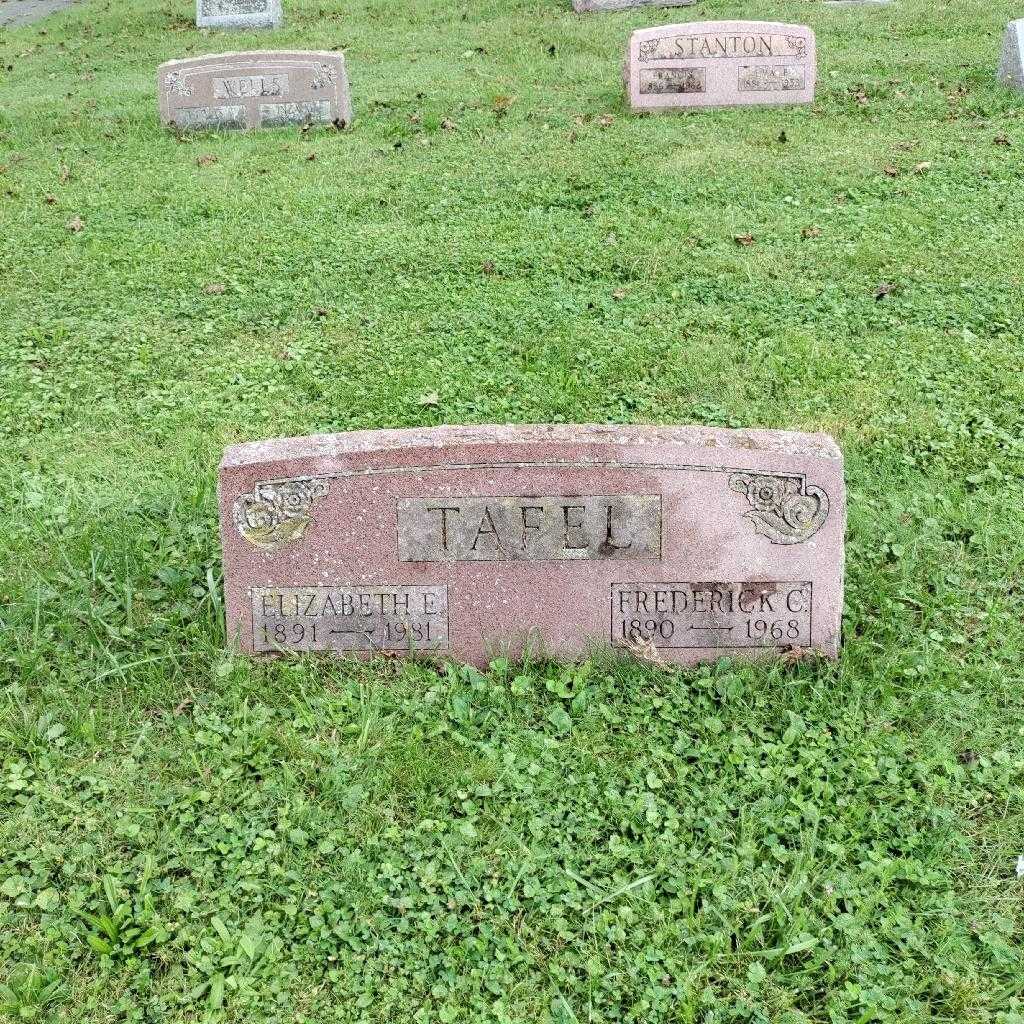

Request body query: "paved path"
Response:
[0, 0, 84, 27]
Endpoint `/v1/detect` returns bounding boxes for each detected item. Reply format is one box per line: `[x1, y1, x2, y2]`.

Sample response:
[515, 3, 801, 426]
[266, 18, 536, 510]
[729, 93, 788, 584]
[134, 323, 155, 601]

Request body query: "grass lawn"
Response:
[2, 0, 1024, 1019]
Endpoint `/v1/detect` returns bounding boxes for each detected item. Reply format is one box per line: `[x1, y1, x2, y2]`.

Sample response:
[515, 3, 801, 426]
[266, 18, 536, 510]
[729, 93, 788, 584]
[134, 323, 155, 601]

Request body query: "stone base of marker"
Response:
[158, 51, 352, 131]
[998, 19, 1024, 91]
[573, 0, 696, 12]
[219, 424, 845, 667]
[624, 20, 816, 112]
[197, 0, 282, 30]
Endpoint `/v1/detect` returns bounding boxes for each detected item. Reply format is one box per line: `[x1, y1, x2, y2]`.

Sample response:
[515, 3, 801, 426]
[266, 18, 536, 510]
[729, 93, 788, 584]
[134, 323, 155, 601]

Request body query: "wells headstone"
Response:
[219, 424, 845, 666]
[574, 0, 696, 12]
[158, 51, 352, 130]
[624, 20, 816, 112]
[998, 19, 1024, 90]
[197, 0, 282, 30]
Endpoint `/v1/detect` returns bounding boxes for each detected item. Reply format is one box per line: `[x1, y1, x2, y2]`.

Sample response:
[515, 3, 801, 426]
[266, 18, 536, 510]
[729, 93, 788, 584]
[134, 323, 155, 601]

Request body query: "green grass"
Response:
[1, 0, 1024, 1019]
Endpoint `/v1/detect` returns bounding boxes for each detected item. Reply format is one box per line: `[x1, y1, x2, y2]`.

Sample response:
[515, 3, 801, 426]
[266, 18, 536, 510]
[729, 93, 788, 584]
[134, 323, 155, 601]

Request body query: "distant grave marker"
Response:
[624, 20, 816, 112]
[998, 19, 1024, 91]
[158, 51, 351, 131]
[197, 0, 282, 30]
[219, 425, 845, 666]
[573, 0, 696, 12]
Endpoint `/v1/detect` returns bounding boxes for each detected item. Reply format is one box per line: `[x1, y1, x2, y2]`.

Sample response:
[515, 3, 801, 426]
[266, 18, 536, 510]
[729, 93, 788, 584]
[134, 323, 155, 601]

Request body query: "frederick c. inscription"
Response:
[253, 585, 448, 653]
[612, 581, 812, 649]
[397, 495, 661, 562]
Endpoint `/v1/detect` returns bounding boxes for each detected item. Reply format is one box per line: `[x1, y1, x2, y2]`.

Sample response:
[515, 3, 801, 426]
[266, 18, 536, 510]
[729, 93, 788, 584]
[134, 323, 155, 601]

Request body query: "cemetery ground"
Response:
[1, 0, 1023, 1019]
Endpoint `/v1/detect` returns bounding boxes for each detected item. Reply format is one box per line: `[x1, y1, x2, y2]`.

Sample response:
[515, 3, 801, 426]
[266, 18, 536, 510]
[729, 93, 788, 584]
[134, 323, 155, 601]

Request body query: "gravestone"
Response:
[574, 0, 696, 12]
[158, 51, 351, 131]
[624, 20, 816, 112]
[219, 424, 845, 666]
[197, 0, 282, 30]
[998, 19, 1024, 90]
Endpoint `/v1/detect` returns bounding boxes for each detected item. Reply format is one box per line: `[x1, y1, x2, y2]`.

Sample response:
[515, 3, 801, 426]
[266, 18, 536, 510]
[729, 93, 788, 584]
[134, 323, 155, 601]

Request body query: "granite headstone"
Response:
[624, 20, 816, 112]
[219, 425, 845, 666]
[158, 51, 351, 130]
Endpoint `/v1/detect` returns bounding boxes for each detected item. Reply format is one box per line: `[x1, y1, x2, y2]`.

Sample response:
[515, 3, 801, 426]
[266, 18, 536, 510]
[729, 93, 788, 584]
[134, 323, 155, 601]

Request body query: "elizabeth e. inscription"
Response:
[219, 424, 845, 666]
[253, 585, 448, 653]
[625, 21, 816, 111]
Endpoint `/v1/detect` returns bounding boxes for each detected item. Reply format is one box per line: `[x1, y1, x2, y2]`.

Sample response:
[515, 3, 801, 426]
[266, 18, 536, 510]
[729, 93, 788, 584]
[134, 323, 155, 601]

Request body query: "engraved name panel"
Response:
[639, 32, 807, 62]
[252, 585, 448, 653]
[738, 65, 805, 92]
[640, 68, 706, 95]
[611, 581, 812, 649]
[398, 495, 662, 562]
[214, 74, 289, 99]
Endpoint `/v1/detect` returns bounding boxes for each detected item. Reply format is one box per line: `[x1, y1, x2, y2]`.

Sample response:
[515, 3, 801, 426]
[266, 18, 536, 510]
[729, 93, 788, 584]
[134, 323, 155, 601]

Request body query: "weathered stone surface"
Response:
[0, 0, 84, 28]
[624, 20, 816, 112]
[573, 0, 696, 12]
[219, 424, 845, 667]
[998, 19, 1024, 90]
[197, 0, 281, 30]
[158, 51, 351, 131]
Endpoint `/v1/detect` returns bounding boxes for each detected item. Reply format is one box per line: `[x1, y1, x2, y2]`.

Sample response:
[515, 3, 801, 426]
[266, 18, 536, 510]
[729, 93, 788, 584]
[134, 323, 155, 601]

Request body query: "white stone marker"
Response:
[998, 19, 1024, 90]
[197, 0, 282, 30]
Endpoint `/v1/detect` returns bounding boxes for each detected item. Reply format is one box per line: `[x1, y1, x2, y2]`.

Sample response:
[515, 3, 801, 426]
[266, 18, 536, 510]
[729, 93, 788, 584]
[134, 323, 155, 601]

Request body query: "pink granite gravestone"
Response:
[158, 51, 351, 130]
[219, 425, 845, 667]
[624, 21, 816, 112]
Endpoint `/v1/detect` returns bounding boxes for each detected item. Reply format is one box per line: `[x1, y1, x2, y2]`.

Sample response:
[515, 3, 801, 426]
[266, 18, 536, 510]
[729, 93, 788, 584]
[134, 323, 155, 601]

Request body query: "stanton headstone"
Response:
[998, 19, 1024, 90]
[574, 0, 696, 12]
[158, 51, 351, 131]
[196, 0, 282, 30]
[624, 20, 816, 112]
[219, 424, 845, 667]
